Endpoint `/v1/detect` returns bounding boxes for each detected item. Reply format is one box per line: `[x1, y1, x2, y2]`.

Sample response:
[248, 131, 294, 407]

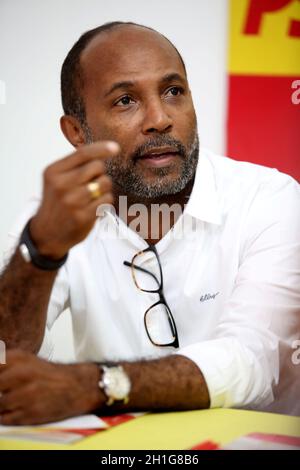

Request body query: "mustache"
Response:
[131, 135, 186, 161]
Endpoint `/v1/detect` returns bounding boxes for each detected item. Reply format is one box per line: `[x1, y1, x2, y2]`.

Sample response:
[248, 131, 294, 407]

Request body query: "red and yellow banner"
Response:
[227, 0, 300, 180]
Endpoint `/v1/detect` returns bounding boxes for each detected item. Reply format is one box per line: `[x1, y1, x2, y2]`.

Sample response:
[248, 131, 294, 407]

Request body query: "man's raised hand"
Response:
[30, 141, 120, 260]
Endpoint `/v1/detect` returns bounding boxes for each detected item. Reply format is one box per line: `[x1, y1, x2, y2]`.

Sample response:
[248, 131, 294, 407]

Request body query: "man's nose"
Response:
[142, 99, 173, 134]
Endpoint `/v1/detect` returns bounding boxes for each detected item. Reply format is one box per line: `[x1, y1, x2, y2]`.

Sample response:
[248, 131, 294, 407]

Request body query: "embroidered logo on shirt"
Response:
[200, 292, 220, 302]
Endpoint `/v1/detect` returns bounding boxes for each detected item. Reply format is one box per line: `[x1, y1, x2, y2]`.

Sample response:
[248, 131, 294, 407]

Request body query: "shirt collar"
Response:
[184, 148, 222, 225]
[97, 148, 223, 228]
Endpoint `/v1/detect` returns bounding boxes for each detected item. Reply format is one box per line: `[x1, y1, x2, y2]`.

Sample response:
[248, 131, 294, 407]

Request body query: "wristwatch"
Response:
[98, 365, 131, 407]
[19, 218, 68, 271]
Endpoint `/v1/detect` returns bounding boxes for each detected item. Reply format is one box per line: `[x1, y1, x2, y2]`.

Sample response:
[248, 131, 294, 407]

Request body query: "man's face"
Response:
[79, 25, 199, 199]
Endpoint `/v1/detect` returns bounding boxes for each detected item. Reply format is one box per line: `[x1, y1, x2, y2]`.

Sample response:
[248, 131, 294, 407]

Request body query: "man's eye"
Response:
[166, 86, 183, 97]
[115, 95, 134, 106]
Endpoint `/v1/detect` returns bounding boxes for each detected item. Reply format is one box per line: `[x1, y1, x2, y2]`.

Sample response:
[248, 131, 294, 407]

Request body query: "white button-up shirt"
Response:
[3, 148, 300, 415]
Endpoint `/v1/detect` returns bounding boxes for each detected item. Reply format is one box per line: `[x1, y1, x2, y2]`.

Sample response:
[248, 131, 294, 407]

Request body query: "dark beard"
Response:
[82, 123, 199, 199]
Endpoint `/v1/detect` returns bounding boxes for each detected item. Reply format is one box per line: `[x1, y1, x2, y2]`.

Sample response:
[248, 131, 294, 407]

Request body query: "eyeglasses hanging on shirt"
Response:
[123, 244, 179, 349]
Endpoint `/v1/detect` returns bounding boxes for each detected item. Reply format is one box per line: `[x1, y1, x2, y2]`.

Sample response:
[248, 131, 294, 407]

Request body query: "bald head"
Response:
[60, 21, 186, 123]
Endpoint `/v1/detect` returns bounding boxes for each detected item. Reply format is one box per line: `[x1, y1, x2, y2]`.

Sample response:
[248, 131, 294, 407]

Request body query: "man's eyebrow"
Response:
[160, 73, 186, 85]
[104, 73, 186, 98]
[104, 80, 135, 97]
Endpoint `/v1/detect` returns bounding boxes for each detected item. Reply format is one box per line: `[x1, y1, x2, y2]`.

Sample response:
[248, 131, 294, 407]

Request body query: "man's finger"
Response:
[54, 141, 120, 173]
[60, 158, 106, 187]
[62, 175, 113, 207]
[0, 409, 25, 426]
[0, 389, 24, 413]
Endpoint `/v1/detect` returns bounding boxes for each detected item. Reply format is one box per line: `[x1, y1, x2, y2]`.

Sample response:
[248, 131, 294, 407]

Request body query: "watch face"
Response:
[103, 367, 131, 400]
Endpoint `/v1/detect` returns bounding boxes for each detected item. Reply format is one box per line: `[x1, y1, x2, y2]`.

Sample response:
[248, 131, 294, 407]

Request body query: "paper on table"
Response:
[0, 414, 108, 432]
[0, 412, 147, 445]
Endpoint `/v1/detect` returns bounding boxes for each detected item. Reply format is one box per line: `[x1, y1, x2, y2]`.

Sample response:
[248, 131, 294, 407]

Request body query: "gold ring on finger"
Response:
[87, 180, 102, 200]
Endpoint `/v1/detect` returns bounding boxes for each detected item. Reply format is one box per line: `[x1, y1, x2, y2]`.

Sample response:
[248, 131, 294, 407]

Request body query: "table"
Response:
[0, 409, 299, 450]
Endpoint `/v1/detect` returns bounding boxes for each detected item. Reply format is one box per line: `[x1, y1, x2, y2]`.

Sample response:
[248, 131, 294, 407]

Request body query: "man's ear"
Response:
[60, 115, 86, 148]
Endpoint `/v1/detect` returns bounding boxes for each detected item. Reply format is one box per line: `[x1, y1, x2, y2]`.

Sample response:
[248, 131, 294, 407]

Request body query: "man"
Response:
[0, 21, 299, 425]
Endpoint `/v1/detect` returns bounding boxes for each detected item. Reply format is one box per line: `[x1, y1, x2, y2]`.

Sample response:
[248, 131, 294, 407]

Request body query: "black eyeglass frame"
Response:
[123, 244, 179, 349]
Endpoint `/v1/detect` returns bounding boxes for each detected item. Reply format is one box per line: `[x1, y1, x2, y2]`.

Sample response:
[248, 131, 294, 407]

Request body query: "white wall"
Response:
[0, 0, 228, 361]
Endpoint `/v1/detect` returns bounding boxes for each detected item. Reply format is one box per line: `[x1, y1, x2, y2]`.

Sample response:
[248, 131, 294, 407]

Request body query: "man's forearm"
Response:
[0, 249, 57, 352]
[0, 352, 210, 425]
[66, 355, 210, 416]
[99, 355, 210, 412]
